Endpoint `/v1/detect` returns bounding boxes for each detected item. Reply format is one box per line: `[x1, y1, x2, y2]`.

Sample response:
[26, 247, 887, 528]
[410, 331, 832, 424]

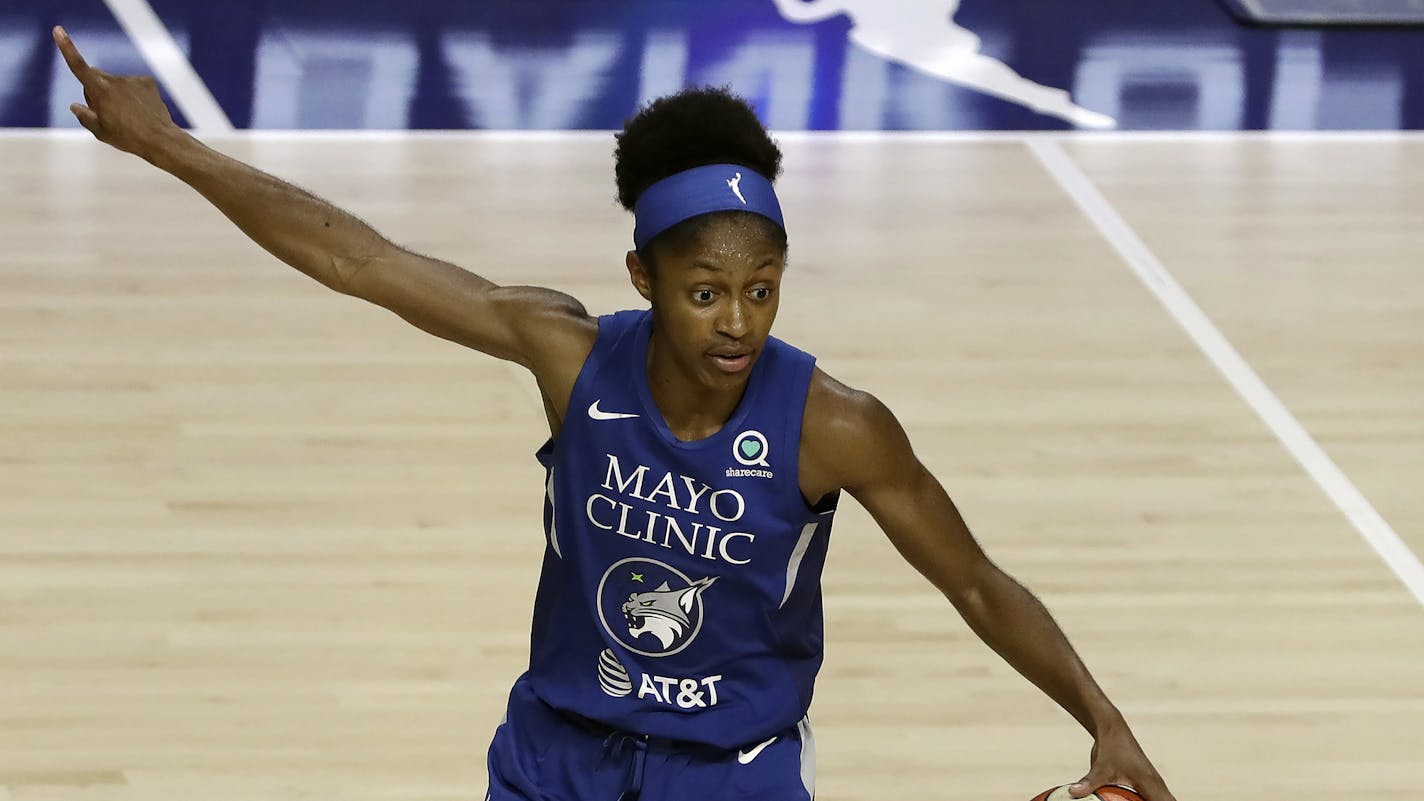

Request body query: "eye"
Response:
[640, 600, 654, 607]
[692, 289, 715, 304]
[749, 287, 774, 301]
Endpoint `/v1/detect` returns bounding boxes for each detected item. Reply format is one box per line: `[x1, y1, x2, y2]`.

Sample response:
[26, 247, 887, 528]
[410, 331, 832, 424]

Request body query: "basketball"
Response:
[1032, 786, 1144, 801]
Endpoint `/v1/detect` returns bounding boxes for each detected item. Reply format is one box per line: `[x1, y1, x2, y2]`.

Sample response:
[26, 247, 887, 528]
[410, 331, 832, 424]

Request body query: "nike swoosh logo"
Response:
[588, 400, 640, 421]
[737, 736, 777, 765]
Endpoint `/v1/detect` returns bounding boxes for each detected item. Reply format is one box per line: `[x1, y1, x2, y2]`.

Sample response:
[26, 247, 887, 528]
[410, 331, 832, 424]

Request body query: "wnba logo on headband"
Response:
[633, 164, 785, 251]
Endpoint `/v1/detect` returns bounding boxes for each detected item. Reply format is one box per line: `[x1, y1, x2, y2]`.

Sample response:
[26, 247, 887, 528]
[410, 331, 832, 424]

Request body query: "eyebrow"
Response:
[689, 259, 777, 272]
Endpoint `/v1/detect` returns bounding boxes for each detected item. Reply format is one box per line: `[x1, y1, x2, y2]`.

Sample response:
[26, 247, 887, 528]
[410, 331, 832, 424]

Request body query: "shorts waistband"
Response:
[551, 705, 736, 758]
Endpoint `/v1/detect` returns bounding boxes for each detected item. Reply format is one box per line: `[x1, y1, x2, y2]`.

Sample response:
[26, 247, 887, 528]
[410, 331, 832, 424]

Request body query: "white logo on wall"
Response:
[768, 0, 1116, 129]
[597, 557, 718, 658]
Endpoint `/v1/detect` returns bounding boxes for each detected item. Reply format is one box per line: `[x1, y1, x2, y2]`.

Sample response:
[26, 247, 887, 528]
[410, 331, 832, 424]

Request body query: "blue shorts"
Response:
[486, 674, 816, 801]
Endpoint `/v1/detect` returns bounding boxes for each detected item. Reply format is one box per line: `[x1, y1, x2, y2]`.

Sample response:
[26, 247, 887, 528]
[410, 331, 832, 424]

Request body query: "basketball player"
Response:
[52, 25, 1174, 801]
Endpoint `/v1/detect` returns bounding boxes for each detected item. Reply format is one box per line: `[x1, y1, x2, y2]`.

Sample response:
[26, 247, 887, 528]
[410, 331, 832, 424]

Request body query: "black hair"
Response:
[614, 86, 786, 269]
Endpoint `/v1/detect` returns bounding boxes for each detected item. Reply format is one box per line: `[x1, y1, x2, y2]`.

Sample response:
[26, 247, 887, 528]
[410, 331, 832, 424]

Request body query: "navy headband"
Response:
[632, 164, 785, 251]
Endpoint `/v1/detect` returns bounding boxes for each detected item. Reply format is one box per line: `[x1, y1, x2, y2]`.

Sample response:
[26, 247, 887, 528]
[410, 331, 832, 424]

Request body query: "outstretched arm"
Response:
[767, 0, 848, 24]
[50, 26, 594, 385]
[802, 374, 1176, 801]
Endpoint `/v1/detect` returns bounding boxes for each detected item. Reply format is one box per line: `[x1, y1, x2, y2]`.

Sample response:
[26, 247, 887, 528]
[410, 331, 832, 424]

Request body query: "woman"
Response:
[52, 25, 1173, 801]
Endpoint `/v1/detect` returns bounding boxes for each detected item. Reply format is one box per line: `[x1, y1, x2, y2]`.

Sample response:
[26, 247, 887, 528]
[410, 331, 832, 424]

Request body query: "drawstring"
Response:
[603, 732, 649, 801]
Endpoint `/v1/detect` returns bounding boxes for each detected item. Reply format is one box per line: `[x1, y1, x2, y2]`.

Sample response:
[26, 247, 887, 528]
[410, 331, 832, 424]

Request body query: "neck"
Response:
[645, 330, 748, 441]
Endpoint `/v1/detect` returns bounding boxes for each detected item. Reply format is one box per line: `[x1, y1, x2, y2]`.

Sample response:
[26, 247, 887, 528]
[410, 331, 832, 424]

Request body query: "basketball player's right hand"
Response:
[52, 26, 184, 160]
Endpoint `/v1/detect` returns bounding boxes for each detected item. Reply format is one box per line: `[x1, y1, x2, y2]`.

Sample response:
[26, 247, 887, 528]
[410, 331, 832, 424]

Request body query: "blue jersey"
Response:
[527, 309, 838, 750]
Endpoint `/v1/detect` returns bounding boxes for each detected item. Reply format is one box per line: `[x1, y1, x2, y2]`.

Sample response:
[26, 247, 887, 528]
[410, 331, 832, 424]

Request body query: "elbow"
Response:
[327, 252, 364, 295]
[328, 247, 388, 298]
[945, 581, 989, 623]
[941, 560, 1003, 623]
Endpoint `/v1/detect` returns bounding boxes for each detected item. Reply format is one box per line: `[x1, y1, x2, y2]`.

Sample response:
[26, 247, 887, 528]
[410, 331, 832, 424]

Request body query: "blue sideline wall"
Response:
[3, 0, 1423, 130]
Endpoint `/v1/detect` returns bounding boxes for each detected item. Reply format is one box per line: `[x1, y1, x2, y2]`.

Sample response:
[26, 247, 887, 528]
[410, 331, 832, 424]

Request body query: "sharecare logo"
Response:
[733, 430, 770, 468]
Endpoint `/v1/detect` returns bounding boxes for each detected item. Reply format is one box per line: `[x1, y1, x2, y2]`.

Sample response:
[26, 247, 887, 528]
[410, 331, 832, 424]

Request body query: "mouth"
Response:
[708, 348, 755, 374]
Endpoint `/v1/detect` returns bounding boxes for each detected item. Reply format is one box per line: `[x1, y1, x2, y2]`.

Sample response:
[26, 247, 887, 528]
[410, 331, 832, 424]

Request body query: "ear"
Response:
[626, 250, 654, 303]
[677, 585, 698, 614]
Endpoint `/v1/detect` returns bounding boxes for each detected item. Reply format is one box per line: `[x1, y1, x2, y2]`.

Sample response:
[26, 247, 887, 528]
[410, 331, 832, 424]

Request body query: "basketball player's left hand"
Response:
[1071, 723, 1176, 801]
[51, 25, 184, 161]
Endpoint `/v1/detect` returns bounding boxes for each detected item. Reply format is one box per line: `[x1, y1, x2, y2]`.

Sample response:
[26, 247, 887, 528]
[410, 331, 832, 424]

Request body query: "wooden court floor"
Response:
[1, 132, 1421, 801]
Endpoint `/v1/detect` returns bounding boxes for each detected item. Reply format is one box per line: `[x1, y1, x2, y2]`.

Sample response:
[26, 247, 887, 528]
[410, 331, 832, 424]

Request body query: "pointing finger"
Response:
[52, 26, 93, 81]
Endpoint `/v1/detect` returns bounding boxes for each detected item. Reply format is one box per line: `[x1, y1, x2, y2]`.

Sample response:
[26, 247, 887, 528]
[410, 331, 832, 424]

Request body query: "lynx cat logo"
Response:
[597, 557, 717, 657]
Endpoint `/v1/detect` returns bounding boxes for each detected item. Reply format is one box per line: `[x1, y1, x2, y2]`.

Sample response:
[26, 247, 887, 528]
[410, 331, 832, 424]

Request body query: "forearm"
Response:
[952, 567, 1125, 737]
[145, 129, 391, 292]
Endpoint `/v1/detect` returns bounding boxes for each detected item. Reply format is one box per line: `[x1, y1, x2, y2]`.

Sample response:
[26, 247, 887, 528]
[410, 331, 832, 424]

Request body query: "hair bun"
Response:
[615, 86, 783, 212]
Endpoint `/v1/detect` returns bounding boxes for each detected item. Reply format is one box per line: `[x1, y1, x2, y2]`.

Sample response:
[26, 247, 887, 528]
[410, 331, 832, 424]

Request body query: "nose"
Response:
[714, 297, 749, 339]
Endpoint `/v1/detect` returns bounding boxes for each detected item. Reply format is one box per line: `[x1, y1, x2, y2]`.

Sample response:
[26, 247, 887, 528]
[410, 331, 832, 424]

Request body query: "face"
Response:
[627, 214, 787, 392]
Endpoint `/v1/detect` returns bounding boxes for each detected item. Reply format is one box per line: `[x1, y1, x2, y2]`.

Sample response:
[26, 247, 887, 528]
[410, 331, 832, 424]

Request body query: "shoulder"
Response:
[494, 285, 599, 338]
[490, 287, 600, 427]
[804, 368, 888, 443]
[800, 367, 914, 498]
[492, 285, 599, 366]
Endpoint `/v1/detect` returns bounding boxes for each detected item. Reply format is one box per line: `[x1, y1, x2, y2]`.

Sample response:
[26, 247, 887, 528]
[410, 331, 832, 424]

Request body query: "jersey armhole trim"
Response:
[552, 310, 643, 463]
[783, 349, 833, 517]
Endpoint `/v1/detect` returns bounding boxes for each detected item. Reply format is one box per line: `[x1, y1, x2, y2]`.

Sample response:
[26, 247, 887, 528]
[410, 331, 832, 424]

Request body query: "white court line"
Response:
[1027, 138, 1424, 609]
[100, 0, 233, 133]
